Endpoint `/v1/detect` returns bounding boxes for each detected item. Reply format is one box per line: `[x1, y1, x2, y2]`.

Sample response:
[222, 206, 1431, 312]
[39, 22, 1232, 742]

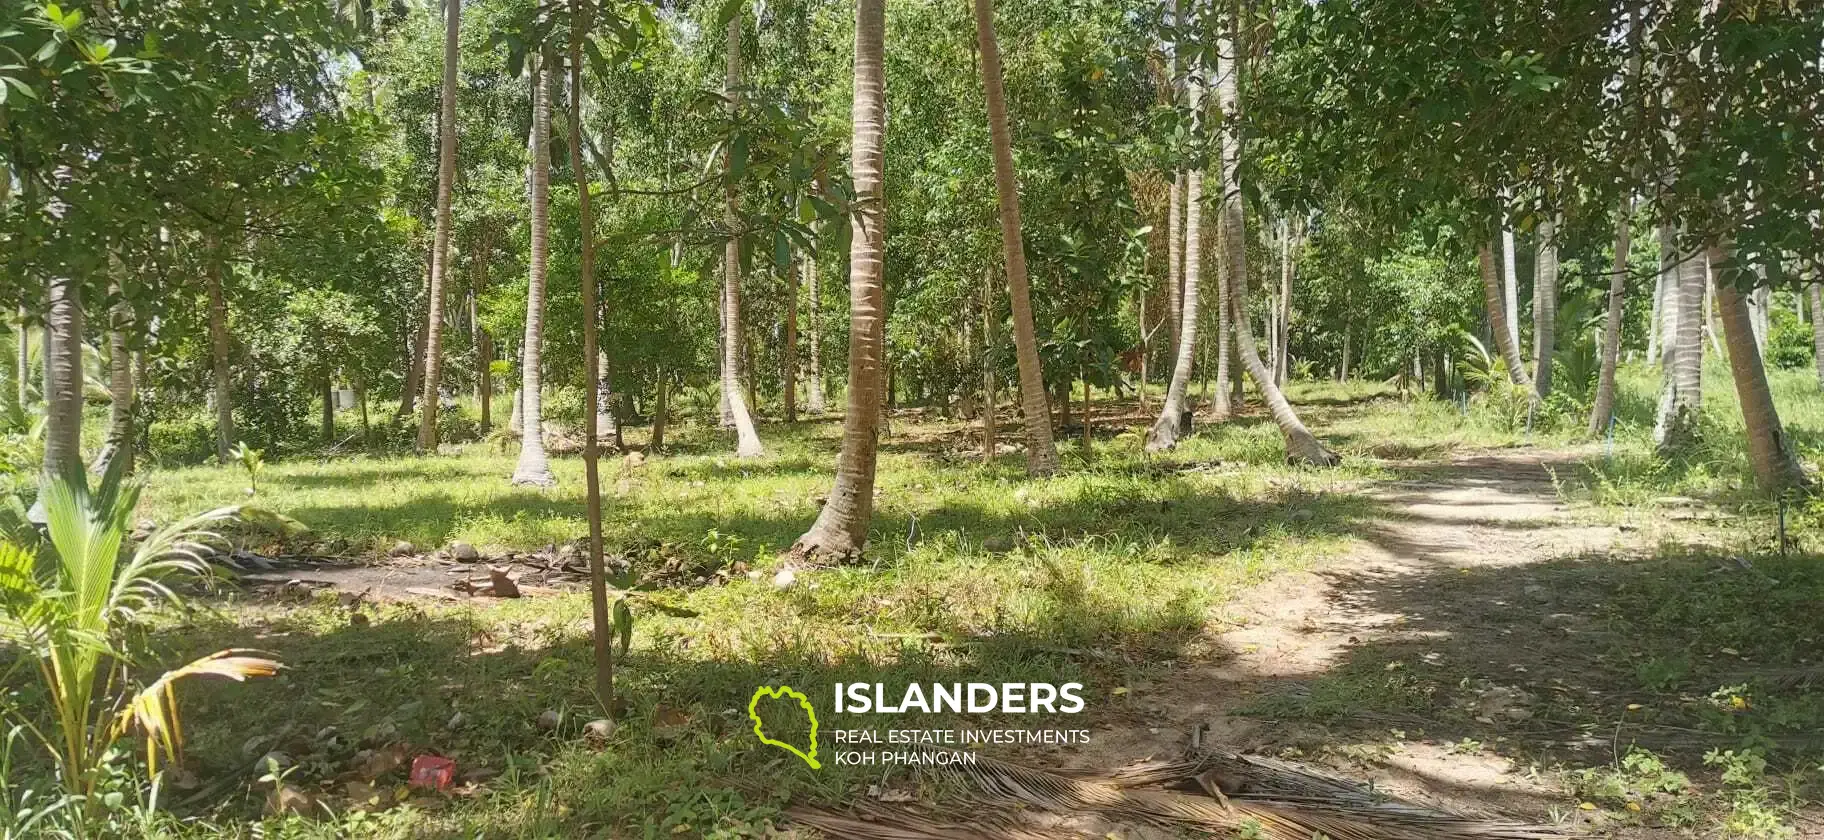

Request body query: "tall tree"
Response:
[720, 16, 765, 458]
[1211, 6, 1335, 466]
[1531, 216, 1558, 399]
[805, 255, 825, 413]
[1501, 222, 1520, 352]
[973, 0, 1058, 476]
[783, 255, 799, 422]
[1587, 196, 1634, 435]
[1653, 229, 1705, 453]
[792, 0, 886, 560]
[1711, 244, 1807, 494]
[1809, 284, 1824, 388]
[511, 53, 557, 487]
[40, 277, 83, 485]
[1147, 163, 1201, 451]
[204, 243, 236, 463]
[1478, 242, 1533, 388]
[416, 0, 461, 450]
[90, 283, 135, 476]
[567, 0, 613, 715]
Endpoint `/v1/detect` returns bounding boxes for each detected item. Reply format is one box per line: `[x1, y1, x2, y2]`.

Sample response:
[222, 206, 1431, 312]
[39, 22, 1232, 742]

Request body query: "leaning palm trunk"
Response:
[1652, 226, 1704, 453]
[1210, 14, 1335, 466]
[1587, 197, 1635, 436]
[974, 0, 1057, 475]
[792, 0, 887, 560]
[1711, 245, 1808, 494]
[1809, 283, 1824, 388]
[1210, 251, 1232, 418]
[721, 18, 765, 458]
[1532, 217, 1559, 399]
[1147, 165, 1201, 451]
[41, 277, 84, 486]
[511, 56, 556, 487]
[91, 291, 135, 476]
[1478, 242, 1534, 390]
[416, 0, 461, 451]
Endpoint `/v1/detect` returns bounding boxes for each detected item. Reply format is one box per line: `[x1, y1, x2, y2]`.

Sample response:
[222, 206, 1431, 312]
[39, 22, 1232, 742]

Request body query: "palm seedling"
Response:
[0, 460, 281, 833]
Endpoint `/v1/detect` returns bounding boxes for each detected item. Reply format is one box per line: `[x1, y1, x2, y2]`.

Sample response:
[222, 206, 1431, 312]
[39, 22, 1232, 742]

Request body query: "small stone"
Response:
[772, 568, 797, 590]
[450, 542, 481, 562]
[447, 711, 467, 730]
[389, 540, 415, 557]
[583, 719, 616, 741]
[536, 709, 561, 731]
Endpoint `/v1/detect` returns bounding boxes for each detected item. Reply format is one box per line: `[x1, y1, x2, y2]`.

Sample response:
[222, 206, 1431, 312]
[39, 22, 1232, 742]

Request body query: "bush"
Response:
[1764, 310, 1812, 371]
[542, 385, 587, 434]
[146, 414, 218, 466]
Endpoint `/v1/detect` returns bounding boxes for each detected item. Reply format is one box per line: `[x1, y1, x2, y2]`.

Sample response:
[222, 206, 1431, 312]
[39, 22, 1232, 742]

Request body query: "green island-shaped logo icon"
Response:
[748, 685, 821, 769]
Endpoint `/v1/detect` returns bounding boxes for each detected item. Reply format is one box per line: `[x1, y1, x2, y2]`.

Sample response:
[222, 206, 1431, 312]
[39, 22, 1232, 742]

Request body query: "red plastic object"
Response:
[408, 755, 456, 791]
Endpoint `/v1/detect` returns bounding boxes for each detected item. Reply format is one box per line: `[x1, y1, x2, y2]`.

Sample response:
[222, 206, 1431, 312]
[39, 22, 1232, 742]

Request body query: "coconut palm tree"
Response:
[1146, 161, 1202, 451]
[1809, 283, 1824, 388]
[416, 0, 461, 451]
[90, 283, 135, 476]
[41, 277, 83, 486]
[203, 246, 234, 463]
[1478, 242, 1533, 389]
[1210, 3, 1335, 466]
[1710, 243, 1807, 493]
[792, 0, 886, 559]
[973, 0, 1058, 475]
[1532, 217, 1559, 399]
[1587, 196, 1634, 436]
[806, 255, 825, 413]
[721, 16, 765, 458]
[511, 54, 556, 487]
[1653, 226, 1704, 453]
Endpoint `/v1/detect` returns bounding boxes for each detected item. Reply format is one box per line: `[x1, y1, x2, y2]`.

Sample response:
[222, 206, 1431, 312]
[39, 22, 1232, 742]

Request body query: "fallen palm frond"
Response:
[789, 747, 1570, 840]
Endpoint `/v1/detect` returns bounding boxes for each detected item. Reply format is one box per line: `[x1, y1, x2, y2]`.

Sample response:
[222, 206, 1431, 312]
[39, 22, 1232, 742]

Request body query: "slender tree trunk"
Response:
[416, 0, 460, 451]
[91, 285, 134, 476]
[1809, 284, 1824, 388]
[1209, 9, 1335, 465]
[1653, 225, 1705, 453]
[651, 368, 669, 452]
[982, 265, 997, 461]
[321, 375, 335, 444]
[806, 255, 825, 413]
[14, 307, 27, 409]
[1080, 362, 1091, 451]
[1532, 216, 1559, 399]
[475, 232, 493, 432]
[1147, 165, 1202, 451]
[509, 386, 523, 435]
[1712, 243, 1807, 494]
[1656, 225, 1680, 370]
[511, 54, 557, 486]
[1588, 196, 1635, 436]
[1502, 224, 1520, 353]
[973, 0, 1057, 475]
[567, 3, 613, 715]
[1166, 174, 1184, 360]
[1646, 269, 1664, 363]
[399, 273, 429, 419]
[1749, 285, 1769, 352]
[204, 246, 236, 462]
[1704, 258, 1722, 357]
[1340, 327, 1351, 382]
[1478, 242, 1534, 389]
[720, 18, 765, 458]
[793, 0, 886, 560]
[784, 255, 799, 422]
[40, 277, 83, 485]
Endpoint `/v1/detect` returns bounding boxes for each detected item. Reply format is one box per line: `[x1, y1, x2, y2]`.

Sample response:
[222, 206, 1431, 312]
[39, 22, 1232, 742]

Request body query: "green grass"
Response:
[22, 367, 1824, 837]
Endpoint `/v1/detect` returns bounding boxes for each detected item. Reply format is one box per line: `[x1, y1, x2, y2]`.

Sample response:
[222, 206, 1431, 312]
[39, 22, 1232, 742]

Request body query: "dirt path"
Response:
[1077, 446, 1637, 822]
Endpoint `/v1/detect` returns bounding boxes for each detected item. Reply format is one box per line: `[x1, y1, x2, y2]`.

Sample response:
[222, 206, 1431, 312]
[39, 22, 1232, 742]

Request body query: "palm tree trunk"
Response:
[1502, 224, 1520, 353]
[1711, 243, 1807, 494]
[973, 0, 1057, 475]
[204, 246, 235, 462]
[1656, 225, 1679, 370]
[1478, 242, 1534, 389]
[398, 270, 428, 419]
[1532, 217, 1559, 399]
[1587, 196, 1634, 436]
[651, 368, 668, 452]
[14, 306, 27, 409]
[1166, 173, 1184, 359]
[784, 254, 799, 422]
[1147, 164, 1201, 451]
[416, 0, 460, 451]
[1209, 8, 1334, 465]
[1808, 284, 1824, 388]
[793, 0, 887, 560]
[41, 277, 83, 484]
[91, 280, 135, 476]
[982, 265, 997, 461]
[1276, 218, 1295, 388]
[1653, 225, 1704, 453]
[1646, 269, 1663, 363]
[567, 2, 613, 716]
[1703, 259, 1722, 357]
[475, 231, 493, 432]
[720, 18, 765, 458]
[511, 53, 557, 487]
[806, 255, 825, 413]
